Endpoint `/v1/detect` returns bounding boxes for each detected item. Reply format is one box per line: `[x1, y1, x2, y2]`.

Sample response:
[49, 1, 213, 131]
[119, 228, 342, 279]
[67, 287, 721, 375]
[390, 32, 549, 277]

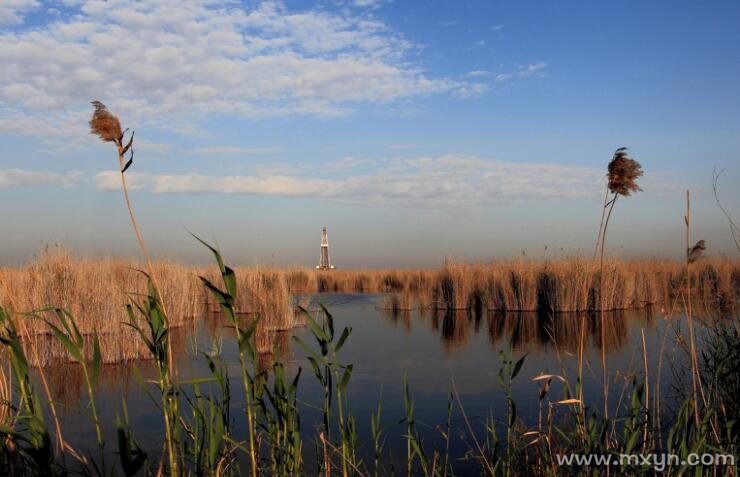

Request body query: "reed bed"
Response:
[0, 249, 300, 364]
[292, 258, 739, 313]
[3, 252, 738, 326]
[1, 242, 738, 476]
[1, 250, 738, 365]
[201, 266, 296, 331]
[0, 248, 200, 331]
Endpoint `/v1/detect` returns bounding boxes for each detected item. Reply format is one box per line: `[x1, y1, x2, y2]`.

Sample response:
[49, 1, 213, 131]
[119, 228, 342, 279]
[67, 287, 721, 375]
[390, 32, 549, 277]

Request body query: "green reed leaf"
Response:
[340, 364, 353, 392]
[45, 321, 83, 362]
[335, 327, 352, 352]
[512, 353, 527, 380]
[92, 328, 101, 386]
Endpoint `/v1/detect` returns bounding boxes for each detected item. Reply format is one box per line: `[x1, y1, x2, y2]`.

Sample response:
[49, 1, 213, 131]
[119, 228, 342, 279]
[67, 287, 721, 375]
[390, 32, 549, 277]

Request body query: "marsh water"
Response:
[38, 293, 697, 470]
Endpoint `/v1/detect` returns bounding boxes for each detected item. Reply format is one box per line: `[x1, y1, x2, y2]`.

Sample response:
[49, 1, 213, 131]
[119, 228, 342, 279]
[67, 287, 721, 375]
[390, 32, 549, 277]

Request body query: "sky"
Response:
[1, 0, 739, 267]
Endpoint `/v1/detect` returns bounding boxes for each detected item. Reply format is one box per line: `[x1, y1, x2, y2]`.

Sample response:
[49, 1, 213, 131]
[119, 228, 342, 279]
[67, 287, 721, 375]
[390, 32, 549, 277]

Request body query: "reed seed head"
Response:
[607, 147, 643, 196]
[89, 100, 123, 143]
[688, 240, 706, 264]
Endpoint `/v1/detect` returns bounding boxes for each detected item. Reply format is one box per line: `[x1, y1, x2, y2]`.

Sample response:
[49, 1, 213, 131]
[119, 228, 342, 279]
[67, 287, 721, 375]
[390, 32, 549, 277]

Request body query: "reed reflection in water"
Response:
[380, 305, 652, 355]
[31, 292, 687, 462]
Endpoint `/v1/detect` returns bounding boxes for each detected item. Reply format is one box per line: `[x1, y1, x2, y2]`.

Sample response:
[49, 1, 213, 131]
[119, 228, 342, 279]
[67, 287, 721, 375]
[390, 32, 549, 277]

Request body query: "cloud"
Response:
[491, 24, 504, 32]
[495, 62, 547, 82]
[192, 146, 283, 155]
[93, 154, 607, 204]
[518, 62, 546, 77]
[0, 169, 83, 188]
[94, 170, 336, 197]
[0, 0, 483, 141]
[325, 155, 370, 171]
[0, 0, 38, 26]
[351, 0, 391, 8]
[453, 83, 489, 99]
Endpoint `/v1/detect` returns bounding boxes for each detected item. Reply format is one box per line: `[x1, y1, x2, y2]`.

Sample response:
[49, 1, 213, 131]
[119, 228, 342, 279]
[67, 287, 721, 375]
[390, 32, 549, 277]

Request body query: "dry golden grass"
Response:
[0, 351, 11, 430]
[0, 247, 201, 331]
[309, 258, 738, 313]
[1, 248, 737, 365]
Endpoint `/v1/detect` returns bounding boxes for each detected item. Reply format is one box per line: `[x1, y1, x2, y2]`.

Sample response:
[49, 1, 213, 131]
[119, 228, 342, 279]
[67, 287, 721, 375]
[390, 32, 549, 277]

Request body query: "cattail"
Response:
[688, 239, 706, 264]
[89, 100, 122, 143]
[607, 147, 643, 196]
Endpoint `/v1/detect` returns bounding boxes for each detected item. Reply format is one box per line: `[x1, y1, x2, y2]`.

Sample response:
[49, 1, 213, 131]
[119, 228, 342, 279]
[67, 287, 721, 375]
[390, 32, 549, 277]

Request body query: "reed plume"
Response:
[607, 147, 643, 196]
[688, 240, 706, 264]
[89, 101, 123, 142]
[89, 101, 178, 474]
[591, 147, 644, 429]
[88, 101, 158, 303]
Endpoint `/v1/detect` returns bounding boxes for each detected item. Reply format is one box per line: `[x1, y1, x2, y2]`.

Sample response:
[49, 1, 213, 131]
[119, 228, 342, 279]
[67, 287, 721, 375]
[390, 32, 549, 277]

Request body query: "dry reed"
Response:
[2, 248, 738, 365]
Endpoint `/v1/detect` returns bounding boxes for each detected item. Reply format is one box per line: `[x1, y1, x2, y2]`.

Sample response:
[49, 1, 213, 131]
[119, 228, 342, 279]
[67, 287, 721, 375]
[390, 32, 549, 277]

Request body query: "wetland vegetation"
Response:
[0, 104, 738, 476]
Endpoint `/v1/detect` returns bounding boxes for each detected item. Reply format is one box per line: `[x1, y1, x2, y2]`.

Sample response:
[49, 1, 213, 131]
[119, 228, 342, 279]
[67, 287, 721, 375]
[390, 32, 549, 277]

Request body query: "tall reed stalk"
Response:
[684, 190, 704, 428]
[90, 102, 180, 474]
[593, 147, 643, 427]
[195, 236, 261, 476]
[88, 101, 174, 371]
[294, 304, 353, 477]
[0, 307, 53, 474]
[39, 308, 103, 456]
[125, 277, 181, 474]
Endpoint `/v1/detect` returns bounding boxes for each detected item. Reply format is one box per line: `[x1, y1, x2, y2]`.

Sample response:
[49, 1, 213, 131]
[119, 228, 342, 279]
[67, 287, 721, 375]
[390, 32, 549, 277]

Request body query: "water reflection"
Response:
[37, 312, 296, 404]
[37, 304, 659, 405]
[378, 306, 647, 355]
[33, 293, 690, 462]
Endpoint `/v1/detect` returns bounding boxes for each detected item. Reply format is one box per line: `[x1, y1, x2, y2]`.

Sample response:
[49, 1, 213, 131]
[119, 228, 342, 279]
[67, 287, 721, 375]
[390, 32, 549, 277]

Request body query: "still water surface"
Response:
[41, 293, 693, 470]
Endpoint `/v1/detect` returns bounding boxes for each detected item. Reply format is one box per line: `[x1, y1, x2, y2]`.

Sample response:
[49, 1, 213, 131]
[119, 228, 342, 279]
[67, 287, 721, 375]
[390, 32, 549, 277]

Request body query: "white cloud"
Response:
[351, 0, 391, 8]
[491, 24, 504, 32]
[0, 0, 38, 26]
[496, 62, 547, 82]
[93, 154, 606, 204]
[0, 0, 483, 141]
[192, 146, 283, 155]
[0, 169, 83, 188]
[518, 62, 546, 77]
[325, 155, 370, 171]
[453, 83, 489, 99]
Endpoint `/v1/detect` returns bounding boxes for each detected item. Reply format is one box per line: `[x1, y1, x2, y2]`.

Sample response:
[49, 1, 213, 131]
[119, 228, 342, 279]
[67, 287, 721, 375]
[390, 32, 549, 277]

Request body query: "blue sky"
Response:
[1, 0, 739, 267]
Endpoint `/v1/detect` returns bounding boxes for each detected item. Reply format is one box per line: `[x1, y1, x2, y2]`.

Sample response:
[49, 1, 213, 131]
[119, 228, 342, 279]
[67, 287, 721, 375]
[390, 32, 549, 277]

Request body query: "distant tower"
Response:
[316, 226, 335, 270]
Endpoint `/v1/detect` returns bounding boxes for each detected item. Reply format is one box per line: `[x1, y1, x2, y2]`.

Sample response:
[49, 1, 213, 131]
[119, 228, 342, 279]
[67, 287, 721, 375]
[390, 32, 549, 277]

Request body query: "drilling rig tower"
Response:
[316, 226, 335, 270]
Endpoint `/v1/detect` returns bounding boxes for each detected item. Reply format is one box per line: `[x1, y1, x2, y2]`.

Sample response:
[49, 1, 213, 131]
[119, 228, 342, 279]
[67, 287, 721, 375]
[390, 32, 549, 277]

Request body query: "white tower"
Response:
[316, 226, 335, 270]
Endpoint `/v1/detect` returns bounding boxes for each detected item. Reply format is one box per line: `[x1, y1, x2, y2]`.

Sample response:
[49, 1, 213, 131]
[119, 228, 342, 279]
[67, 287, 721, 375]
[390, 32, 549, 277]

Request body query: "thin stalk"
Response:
[684, 190, 701, 428]
[16, 320, 65, 457]
[451, 381, 495, 476]
[594, 185, 610, 259]
[116, 144, 174, 374]
[79, 363, 103, 448]
[599, 193, 618, 424]
[333, 362, 349, 477]
[232, 323, 258, 477]
[157, 366, 178, 476]
[640, 328, 649, 449]
[117, 143, 179, 475]
[576, 310, 586, 435]
[712, 167, 740, 253]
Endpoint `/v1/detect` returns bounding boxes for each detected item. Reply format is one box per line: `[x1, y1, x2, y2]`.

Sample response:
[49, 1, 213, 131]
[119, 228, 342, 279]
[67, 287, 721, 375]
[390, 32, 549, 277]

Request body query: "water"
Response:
[37, 293, 696, 471]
